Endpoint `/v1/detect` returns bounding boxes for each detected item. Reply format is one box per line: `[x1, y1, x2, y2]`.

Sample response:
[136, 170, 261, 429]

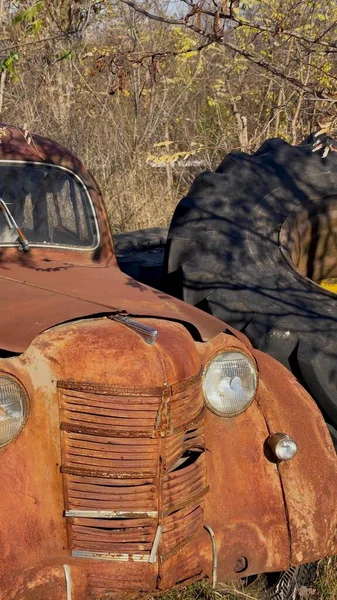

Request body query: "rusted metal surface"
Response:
[254, 349, 337, 563]
[197, 333, 291, 580]
[0, 318, 208, 598]
[1, 318, 336, 599]
[0, 123, 227, 353]
[198, 334, 337, 581]
[0, 257, 229, 353]
[0, 122, 337, 599]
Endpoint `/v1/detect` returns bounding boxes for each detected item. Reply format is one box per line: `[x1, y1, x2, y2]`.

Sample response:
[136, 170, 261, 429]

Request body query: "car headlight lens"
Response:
[268, 433, 298, 461]
[0, 376, 27, 448]
[203, 351, 257, 416]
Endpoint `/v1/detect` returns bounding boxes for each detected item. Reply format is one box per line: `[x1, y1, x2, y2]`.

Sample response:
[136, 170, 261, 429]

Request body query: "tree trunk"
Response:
[0, 70, 6, 117]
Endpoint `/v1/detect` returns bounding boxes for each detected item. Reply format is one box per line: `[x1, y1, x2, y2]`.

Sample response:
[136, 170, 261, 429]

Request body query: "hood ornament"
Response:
[111, 315, 158, 345]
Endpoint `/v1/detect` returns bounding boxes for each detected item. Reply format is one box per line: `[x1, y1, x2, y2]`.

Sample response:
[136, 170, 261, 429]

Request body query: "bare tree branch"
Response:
[0, 33, 66, 54]
[170, 0, 337, 50]
[119, 0, 336, 101]
[220, 39, 332, 100]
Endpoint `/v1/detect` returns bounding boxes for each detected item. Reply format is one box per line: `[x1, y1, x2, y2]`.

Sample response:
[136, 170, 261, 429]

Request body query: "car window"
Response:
[0, 163, 98, 248]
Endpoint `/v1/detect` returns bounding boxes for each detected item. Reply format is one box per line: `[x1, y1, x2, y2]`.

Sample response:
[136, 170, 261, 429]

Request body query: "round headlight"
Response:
[0, 376, 27, 448]
[203, 351, 257, 416]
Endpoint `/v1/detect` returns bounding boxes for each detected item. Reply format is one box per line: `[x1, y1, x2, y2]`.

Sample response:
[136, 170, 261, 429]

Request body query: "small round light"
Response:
[203, 351, 257, 416]
[0, 376, 27, 448]
[268, 433, 298, 461]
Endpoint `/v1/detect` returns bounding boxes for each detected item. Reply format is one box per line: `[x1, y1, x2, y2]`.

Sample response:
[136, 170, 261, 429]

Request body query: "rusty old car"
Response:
[0, 123, 336, 600]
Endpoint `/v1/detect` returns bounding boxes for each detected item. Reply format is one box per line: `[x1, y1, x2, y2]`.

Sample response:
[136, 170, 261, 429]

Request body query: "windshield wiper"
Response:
[0, 198, 30, 252]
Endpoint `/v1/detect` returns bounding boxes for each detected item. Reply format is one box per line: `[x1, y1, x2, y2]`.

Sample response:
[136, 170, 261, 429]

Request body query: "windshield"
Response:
[0, 163, 98, 249]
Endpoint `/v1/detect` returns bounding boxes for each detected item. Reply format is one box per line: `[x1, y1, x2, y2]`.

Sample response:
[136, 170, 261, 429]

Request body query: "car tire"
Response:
[163, 135, 337, 442]
[268, 563, 317, 599]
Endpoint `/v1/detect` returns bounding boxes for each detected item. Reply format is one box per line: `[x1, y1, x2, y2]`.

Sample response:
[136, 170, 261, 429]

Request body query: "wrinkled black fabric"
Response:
[163, 136, 337, 441]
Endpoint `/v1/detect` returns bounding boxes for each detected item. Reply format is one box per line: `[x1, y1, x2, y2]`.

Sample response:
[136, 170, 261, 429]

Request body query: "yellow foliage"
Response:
[147, 146, 205, 165]
[153, 141, 174, 148]
[178, 50, 199, 61]
[140, 33, 151, 43]
[207, 97, 216, 107]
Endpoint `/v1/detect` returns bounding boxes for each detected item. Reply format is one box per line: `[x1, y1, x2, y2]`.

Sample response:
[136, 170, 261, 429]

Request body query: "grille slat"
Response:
[64, 459, 155, 474]
[67, 447, 156, 462]
[64, 400, 159, 412]
[65, 455, 156, 470]
[67, 474, 154, 486]
[67, 491, 155, 503]
[73, 542, 151, 552]
[63, 410, 157, 429]
[68, 484, 156, 497]
[67, 439, 156, 454]
[73, 526, 154, 540]
[68, 499, 156, 510]
[71, 517, 154, 528]
[63, 392, 160, 407]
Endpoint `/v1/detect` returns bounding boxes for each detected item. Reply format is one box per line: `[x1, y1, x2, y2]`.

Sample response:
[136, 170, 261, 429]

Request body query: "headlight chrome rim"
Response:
[0, 373, 28, 449]
[203, 348, 258, 417]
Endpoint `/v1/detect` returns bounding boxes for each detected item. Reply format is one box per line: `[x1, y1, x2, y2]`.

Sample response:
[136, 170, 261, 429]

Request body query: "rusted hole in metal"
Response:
[234, 556, 248, 573]
[169, 450, 204, 472]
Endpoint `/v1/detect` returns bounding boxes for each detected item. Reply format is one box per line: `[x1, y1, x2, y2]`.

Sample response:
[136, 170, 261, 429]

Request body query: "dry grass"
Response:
[315, 557, 337, 599]
[149, 559, 337, 600]
[98, 561, 336, 600]
[103, 161, 183, 234]
[152, 578, 267, 600]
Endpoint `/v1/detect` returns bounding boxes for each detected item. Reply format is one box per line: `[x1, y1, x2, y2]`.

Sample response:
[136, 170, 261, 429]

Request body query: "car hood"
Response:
[0, 258, 240, 353]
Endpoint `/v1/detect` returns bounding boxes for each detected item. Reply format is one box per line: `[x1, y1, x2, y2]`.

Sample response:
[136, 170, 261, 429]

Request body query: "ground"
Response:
[157, 557, 337, 600]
